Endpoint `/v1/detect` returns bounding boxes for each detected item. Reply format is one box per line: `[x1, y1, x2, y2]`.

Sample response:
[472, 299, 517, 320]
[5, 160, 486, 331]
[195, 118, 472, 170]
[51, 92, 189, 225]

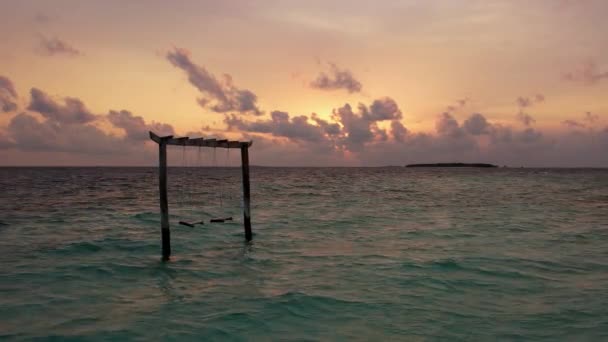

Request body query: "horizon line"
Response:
[1, 165, 607, 169]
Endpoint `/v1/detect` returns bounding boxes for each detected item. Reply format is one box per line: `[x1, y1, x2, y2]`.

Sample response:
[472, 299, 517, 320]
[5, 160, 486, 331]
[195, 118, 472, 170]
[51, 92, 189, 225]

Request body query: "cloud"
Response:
[561, 112, 601, 130]
[310, 63, 362, 93]
[517, 127, 543, 143]
[37, 35, 81, 57]
[107, 110, 175, 141]
[391, 120, 407, 142]
[225, 110, 328, 144]
[332, 98, 402, 151]
[27, 88, 97, 124]
[0, 130, 14, 148]
[584, 111, 599, 123]
[445, 97, 470, 113]
[517, 112, 536, 126]
[564, 60, 608, 85]
[0, 86, 175, 159]
[7, 112, 125, 154]
[0, 78, 606, 167]
[311, 113, 341, 136]
[562, 119, 585, 128]
[435, 111, 543, 147]
[462, 113, 490, 135]
[0, 76, 18, 113]
[364, 97, 402, 121]
[488, 124, 513, 144]
[436, 112, 465, 138]
[224, 96, 403, 152]
[515, 94, 544, 126]
[167, 47, 262, 115]
[34, 13, 51, 24]
[516, 94, 544, 108]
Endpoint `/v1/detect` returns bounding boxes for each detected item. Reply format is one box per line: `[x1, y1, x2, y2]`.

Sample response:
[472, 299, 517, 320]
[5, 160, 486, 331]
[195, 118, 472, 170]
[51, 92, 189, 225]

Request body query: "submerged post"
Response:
[158, 138, 171, 260]
[240, 144, 253, 241]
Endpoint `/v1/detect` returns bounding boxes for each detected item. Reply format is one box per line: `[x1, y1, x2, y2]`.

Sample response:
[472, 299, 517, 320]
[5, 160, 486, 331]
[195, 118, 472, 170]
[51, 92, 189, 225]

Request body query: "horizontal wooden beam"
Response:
[149, 131, 173, 144]
[149, 131, 252, 148]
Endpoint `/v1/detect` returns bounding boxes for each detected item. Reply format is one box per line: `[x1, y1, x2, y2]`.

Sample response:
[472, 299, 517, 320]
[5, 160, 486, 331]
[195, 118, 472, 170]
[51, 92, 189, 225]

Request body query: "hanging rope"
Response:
[179, 144, 186, 211]
[213, 147, 222, 208]
[196, 145, 201, 209]
[226, 147, 232, 203]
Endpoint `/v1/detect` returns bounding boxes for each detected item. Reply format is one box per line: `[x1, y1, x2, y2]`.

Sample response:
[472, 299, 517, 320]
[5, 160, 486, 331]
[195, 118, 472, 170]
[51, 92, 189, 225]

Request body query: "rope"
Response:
[196, 145, 201, 210]
[180, 144, 186, 211]
[213, 147, 222, 208]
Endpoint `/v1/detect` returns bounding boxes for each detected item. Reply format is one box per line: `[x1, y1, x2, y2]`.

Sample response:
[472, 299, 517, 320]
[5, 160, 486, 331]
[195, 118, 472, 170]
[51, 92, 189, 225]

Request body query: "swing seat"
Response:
[210, 217, 233, 223]
[179, 220, 204, 227]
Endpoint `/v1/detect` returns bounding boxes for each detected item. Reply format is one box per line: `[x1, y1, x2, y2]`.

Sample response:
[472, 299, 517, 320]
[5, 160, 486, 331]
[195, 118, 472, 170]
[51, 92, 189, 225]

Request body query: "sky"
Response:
[1, 0, 608, 166]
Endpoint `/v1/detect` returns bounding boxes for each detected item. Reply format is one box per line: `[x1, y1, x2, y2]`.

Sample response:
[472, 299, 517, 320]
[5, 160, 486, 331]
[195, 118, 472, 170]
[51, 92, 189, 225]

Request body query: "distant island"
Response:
[406, 163, 498, 168]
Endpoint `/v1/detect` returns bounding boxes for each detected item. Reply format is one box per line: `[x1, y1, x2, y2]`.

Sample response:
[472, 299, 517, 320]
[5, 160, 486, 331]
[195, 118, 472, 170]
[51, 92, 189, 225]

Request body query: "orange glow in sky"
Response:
[1, 1, 607, 166]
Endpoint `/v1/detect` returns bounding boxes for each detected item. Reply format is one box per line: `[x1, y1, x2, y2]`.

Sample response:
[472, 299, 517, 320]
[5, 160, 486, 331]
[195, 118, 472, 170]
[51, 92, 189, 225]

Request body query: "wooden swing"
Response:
[149, 131, 253, 260]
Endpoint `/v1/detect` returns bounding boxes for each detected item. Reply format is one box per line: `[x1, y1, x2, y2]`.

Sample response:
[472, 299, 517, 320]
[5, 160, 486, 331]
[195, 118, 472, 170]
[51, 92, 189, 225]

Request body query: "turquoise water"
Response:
[1, 167, 607, 340]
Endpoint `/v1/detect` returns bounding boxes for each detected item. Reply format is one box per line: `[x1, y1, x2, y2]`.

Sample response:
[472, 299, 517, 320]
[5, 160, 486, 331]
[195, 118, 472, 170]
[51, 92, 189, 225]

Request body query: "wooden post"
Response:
[159, 140, 171, 260]
[240, 144, 252, 241]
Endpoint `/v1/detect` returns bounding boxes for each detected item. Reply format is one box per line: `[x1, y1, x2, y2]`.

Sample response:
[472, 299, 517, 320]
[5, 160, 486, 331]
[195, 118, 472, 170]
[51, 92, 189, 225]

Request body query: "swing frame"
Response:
[149, 131, 253, 260]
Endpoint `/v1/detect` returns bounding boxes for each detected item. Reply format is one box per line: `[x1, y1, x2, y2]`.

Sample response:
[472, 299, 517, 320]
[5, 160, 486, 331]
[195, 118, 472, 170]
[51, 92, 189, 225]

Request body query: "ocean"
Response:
[1, 167, 607, 340]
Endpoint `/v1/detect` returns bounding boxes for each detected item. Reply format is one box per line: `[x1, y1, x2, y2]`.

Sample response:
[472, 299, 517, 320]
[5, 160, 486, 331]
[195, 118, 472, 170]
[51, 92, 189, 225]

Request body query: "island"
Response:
[406, 163, 498, 168]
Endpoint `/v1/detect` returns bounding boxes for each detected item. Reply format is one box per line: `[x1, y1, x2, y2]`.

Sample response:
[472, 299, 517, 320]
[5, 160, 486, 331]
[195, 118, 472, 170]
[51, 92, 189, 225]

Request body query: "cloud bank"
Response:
[0, 80, 174, 159]
[1, 58, 607, 166]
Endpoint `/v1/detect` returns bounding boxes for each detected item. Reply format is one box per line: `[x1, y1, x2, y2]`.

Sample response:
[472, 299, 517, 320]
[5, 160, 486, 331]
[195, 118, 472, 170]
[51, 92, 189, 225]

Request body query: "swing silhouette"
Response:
[149, 131, 253, 260]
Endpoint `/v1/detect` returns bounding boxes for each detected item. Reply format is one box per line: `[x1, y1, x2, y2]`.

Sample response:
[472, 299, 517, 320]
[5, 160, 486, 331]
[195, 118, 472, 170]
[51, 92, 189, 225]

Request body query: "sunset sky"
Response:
[1, 0, 607, 166]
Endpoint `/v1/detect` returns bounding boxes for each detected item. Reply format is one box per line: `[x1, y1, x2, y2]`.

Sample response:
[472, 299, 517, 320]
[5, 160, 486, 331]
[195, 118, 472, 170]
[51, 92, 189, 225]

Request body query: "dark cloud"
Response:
[38, 35, 81, 57]
[445, 97, 470, 113]
[311, 113, 341, 136]
[584, 111, 599, 123]
[435, 111, 543, 147]
[488, 124, 513, 144]
[517, 112, 536, 126]
[0, 86, 175, 162]
[0, 130, 14, 148]
[224, 97, 403, 152]
[334, 97, 403, 150]
[561, 112, 602, 130]
[107, 110, 175, 141]
[167, 47, 262, 115]
[564, 60, 608, 85]
[517, 127, 543, 143]
[562, 119, 585, 128]
[332, 103, 373, 150]
[0, 75, 18, 113]
[28, 88, 97, 124]
[364, 97, 402, 121]
[0, 77, 605, 167]
[391, 120, 407, 142]
[515, 94, 544, 126]
[436, 112, 465, 138]
[463, 113, 490, 135]
[516, 94, 544, 108]
[34, 13, 51, 24]
[225, 111, 327, 143]
[310, 63, 362, 93]
[7, 113, 125, 154]
[514, 94, 545, 110]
